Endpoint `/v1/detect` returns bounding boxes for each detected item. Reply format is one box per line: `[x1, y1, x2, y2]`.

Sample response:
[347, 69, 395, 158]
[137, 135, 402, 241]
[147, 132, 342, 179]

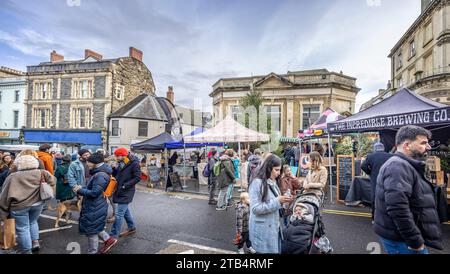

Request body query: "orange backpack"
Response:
[103, 176, 117, 198]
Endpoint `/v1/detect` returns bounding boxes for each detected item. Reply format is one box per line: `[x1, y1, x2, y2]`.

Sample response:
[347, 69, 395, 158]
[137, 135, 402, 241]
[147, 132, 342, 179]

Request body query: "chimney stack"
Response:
[50, 50, 64, 62]
[167, 86, 174, 103]
[129, 47, 143, 62]
[85, 49, 103, 61]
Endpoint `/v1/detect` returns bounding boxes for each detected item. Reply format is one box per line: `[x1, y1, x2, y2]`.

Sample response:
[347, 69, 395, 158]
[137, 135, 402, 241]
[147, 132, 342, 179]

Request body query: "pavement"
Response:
[2, 186, 450, 254]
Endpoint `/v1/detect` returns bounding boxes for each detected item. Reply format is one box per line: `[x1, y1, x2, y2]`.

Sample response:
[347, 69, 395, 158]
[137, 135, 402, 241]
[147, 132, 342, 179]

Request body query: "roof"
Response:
[109, 93, 167, 121]
[37, 58, 119, 66]
[287, 69, 330, 75]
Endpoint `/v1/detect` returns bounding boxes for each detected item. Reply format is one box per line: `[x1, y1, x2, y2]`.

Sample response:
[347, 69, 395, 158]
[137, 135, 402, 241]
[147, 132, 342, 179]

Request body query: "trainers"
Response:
[31, 241, 40, 252]
[248, 247, 257, 254]
[98, 237, 118, 254]
[119, 228, 137, 238]
[215, 206, 227, 211]
[237, 248, 245, 254]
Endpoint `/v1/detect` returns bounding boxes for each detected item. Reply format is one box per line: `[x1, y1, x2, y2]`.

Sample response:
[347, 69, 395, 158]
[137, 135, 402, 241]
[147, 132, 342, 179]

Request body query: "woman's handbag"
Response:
[0, 218, 16, 250]
[40, 171, 54, 201]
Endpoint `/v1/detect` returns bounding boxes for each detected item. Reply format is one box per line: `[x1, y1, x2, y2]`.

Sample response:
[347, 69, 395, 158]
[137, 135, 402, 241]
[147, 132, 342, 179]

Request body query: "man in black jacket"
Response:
[374, 125, 443, 254]
[103, 147, 141, 253]
[361, 142, 393, 221]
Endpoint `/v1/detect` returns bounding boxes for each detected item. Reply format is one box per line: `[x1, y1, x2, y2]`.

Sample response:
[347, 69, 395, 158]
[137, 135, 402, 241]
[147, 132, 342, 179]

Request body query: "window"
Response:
[409, 40, 416, 58]
[230, 105, 242, 121]
[111, 120, 119, 136]
[33, 108, 51, 128]
[302, 105, 320, 130]
[13, 111, 19, 128]
[72, 80, 94, 99]
[424, 20, 433, 45]
[115, 85, 125, 100]
[265, 105, 281, 133]
[33, 82, 52, 100]
[138, 121, 148, 137]
[71, 107, 92, 129]
[397, 51, 403, 70]
[14, 90, 20, 102]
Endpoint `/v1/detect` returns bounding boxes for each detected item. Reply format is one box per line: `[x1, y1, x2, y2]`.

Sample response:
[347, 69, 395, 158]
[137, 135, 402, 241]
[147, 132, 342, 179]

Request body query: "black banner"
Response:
[328, 107, 450, 133]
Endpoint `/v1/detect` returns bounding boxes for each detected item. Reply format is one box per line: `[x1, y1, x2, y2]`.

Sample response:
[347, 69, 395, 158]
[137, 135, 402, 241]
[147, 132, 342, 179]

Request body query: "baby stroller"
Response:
[281, 190, 333, 254]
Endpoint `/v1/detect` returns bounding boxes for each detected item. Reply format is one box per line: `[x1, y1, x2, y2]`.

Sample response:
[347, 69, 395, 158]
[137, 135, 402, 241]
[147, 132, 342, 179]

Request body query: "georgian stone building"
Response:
[211, 69, 360, 138]
[24, 47, 155, 152]
[389, 0, 450, 104]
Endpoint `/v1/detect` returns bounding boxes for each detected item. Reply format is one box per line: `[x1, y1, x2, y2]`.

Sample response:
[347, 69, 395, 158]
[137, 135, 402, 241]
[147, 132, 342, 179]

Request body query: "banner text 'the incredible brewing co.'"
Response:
[333, 108, 450, 132]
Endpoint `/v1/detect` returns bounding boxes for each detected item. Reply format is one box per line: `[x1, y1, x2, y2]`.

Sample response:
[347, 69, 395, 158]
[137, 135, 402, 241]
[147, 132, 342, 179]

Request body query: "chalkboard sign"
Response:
[337, 155, 355, 203]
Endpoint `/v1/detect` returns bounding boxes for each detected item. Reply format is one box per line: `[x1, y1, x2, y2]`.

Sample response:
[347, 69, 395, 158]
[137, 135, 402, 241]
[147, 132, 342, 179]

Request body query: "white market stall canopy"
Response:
[0, 144, 40, 152]
[184, 116, 270, 143]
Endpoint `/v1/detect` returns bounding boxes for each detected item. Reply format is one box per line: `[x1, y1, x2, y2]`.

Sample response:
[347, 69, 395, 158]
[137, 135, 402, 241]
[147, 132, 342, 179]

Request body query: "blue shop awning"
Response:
[24, 130, 102, 145]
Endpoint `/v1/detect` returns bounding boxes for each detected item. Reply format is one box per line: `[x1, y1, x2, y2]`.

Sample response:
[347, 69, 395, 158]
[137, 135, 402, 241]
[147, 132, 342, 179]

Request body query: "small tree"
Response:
[241, 90, 263, 131]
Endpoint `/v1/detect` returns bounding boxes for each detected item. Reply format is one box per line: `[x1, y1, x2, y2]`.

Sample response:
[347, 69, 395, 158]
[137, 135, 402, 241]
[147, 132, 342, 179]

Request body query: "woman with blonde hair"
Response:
[302, 152, 328, 198]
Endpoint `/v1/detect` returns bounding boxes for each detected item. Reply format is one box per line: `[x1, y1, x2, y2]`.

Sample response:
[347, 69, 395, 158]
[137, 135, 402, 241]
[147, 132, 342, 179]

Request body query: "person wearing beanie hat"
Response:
[68, 149, 92, 190]
[55, 153, 74, 203]
[361, 141, 393, 221]
[73, 152, 117, 254]
[106, 148, 141, 246]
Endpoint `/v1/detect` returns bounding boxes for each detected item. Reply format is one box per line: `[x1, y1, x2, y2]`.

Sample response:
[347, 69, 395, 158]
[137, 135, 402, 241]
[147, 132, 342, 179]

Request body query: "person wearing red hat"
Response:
[103, 147, 141, 250]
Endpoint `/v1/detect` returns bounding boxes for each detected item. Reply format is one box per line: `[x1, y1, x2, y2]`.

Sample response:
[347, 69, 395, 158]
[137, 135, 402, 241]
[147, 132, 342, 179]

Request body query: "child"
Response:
[290, 203, 315, 225]
[235, 193, 256, 254]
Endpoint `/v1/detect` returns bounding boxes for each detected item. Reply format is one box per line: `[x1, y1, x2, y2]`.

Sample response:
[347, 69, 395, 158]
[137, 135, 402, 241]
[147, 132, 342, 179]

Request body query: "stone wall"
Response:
[93, 103, 106, 129]
[111, 57, 155, 113]
[94, 76, 106, 98]
[59, 104, 71, 129]
[51, 104, 57, 128]
[61, 78, 72, 99]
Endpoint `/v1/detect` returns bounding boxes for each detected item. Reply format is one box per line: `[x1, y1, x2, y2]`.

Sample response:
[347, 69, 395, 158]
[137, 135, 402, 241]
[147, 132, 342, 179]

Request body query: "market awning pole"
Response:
[238, 141, 242, 193]
[164, 148, 168, 192]
[327, 133, 333, 204]
[183, 143, 187, 189]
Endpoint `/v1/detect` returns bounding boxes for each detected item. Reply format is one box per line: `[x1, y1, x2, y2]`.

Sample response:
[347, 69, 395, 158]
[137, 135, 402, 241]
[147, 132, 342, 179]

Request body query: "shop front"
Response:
[0, 129, 21, 145]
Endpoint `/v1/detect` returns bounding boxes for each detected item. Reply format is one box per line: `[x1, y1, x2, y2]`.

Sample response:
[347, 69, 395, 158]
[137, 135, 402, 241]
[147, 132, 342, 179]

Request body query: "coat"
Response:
[55, 163, 75, 202]
[374, 152, 443, 250]
[0, 165, 10, 189]
[0, 164, 55, 219]
[279, 176, 302, 196]
[303, 166, 328, 197]
[68, 159, 87, 188]
[208, 156, 218, 184]
[112, 153, 141, 204]
[216, 155, 235, 189]
[37, 151, 54, 175]
[249, 178, 282, 254]
[236, 202, 250, 233]
[78, 164, 112, 236]
[247, 155, 262, 185]
[361, 151, 393, 203]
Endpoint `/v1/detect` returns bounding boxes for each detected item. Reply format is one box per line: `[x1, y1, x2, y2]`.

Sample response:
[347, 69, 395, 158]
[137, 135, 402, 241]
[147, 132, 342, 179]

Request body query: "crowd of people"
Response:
[0, 145, 142, 254]
[205, 146, 329, 254]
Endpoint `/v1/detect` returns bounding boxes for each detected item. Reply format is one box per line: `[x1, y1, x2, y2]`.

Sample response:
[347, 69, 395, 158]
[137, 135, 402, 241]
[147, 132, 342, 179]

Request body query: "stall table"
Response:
[345, 176, 372, 207]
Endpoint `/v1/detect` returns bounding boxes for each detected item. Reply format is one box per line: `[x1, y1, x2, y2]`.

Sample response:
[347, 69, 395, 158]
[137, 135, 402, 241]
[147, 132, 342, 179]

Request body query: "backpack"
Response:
[213, 161, 222, 177]
[202, 162, 211, 178]
[103, 176, 118, 198]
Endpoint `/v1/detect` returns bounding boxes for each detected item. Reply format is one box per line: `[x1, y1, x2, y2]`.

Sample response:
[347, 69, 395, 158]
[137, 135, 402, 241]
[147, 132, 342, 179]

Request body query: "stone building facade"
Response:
[389, 0, 450, 104]
[211, 69, 360, 138]
[24, 47, 155, 152]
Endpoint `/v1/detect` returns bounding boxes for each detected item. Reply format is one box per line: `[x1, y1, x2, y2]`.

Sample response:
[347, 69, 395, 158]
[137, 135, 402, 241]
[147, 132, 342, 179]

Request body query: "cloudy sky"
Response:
[0, 0, 421, 111]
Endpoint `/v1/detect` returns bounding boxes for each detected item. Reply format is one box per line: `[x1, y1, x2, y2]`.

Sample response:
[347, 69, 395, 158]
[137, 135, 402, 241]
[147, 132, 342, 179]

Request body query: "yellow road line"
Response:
[323, 209, 371, 218]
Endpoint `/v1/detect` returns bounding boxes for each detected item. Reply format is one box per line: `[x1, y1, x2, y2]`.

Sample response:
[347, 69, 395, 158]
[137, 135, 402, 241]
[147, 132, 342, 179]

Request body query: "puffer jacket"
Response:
[78, 163, 112, 236]
[236, 202, 249, 233]
[374, 152, 443, 250]
[216, 155, 235, 189]
[112, 153, 141, 204]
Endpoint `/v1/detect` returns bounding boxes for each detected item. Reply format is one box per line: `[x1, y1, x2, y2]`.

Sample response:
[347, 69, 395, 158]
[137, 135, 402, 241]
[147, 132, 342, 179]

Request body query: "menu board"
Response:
[337, 155, 355, 203]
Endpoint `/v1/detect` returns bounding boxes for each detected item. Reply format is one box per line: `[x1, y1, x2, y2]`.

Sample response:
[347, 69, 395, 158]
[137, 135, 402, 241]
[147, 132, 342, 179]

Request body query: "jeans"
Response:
[10, 204, 44, 253]
[226, 183, 234, 204]
[380, 237, 429, 254]
[208, 177, 217, 202]
[217, 186, 228, 208]
[87, 231, 109, 254]
[107, 197, 116, 219]
[110, 204, 136, 238]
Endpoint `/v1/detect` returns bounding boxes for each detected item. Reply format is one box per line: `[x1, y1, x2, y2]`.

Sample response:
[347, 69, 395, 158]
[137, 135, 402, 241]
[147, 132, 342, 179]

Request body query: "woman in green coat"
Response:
[55, 155, 75, 201]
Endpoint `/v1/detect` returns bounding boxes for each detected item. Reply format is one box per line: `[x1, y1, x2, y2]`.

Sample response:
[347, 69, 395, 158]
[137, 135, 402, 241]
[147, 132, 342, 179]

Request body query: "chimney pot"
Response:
[50, 50, 64, 62]
[167, 86, 174, 103]
[129, 47, 143, 62]
[85, 49, 103, 61]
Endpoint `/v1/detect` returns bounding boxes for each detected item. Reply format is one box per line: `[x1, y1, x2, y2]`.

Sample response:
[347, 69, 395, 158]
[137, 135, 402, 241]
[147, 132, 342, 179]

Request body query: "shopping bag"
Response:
[0, 218, 16, 250]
